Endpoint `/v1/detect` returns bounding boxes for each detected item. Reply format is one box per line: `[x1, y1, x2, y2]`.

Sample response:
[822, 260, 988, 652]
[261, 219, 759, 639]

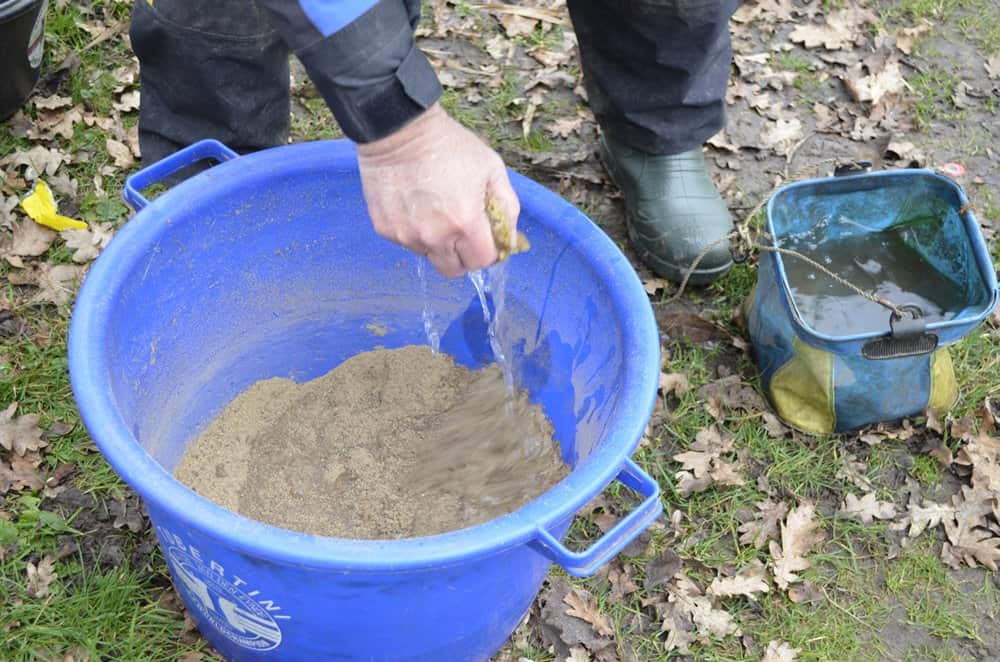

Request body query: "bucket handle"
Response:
[533, 458, 662, 577]
[123, 139, 240, 211]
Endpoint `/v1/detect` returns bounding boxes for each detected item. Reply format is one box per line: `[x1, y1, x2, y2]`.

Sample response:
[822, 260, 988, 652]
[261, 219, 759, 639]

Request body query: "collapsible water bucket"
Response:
[0, 0, 47, 120]
[68, 139, 662, 660]
[746, 168, 998, 434]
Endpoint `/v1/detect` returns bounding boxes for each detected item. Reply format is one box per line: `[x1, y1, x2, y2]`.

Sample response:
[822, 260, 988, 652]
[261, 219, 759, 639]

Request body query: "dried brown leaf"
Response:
[29, 263, 84, 306]
[106, 138, 135, 168]
[941, 526, 1000, 571]
[643, 277, 669, 295]
[839, 493, 896, 525]
[710, 459, 745, 487]
[668, 572, 740, 644]
[607, 563, 639, 601]
[836, 454, 873, 492]
[844, 60, 905, 107]
[903, 500, 956, 539]
[26, 555, 57, 598]
[9, 218, 57, 257]
[0, 403, 46, 456]
[60, 222, 114, 263]
[894, 19, 932, 55]
[113, 89, 140, 113]
[761, 118, 803, 154]
[1, 451, 46, 494]
[32, 106, 84, 141]
[987, 55, 1000, 80]
[763, 640, 801, 662]
[707, 568, 769, 598]
[539, 579, 614, 658]
[789, 7, 877, 50]
[1, 145, 70, 177]
[674, 449, 714, 478]
[739, 499, 788, 549]
[659, 372, 689, 398]
[769, 502, 824, 589]
[697, 376, 767, 416]
[761, 412, 790, 438]
[732, 0, 798, 24]
[546, 116, 584, 139]
[497, 12, 538, 38]
[33, 95, 73, 111]
[564, 589, 614, 637]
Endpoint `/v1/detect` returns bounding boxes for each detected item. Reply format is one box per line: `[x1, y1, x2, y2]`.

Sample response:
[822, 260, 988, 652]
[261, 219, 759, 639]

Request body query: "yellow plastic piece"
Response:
[769, 336, 836, 434]
[19, 180, 88, 231]
[927, 348, 958, 412]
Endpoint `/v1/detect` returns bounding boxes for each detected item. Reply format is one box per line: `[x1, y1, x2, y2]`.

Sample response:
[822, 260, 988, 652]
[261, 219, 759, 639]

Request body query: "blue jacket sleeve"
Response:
[257, 0, 442, 143]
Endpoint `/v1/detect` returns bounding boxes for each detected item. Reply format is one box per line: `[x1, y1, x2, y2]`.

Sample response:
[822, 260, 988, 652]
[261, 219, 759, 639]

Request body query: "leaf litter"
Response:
[769, 502, 825, 591]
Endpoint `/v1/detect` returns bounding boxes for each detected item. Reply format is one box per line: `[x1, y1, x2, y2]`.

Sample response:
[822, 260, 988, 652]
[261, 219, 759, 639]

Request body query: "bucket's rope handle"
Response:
[668, 220, 906, 319]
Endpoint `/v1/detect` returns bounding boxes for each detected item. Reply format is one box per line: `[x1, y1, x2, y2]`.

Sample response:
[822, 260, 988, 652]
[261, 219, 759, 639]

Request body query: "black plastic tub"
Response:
[1, 0, 47, 121]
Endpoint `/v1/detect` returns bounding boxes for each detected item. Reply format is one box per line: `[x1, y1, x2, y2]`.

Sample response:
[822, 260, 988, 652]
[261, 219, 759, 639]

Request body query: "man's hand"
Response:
[356, 103, 520, 278]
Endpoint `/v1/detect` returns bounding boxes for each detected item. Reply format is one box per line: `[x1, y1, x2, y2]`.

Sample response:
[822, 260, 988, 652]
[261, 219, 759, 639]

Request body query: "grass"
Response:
[908, 65, 962, 130]
[0, 556, 206, 661]
[0, 311, 122, 492]
[911, 454, 945, 485]
[880, 0, 1000, 55]
[884, 541, 983, 641]
[948, 328, 1000, 419]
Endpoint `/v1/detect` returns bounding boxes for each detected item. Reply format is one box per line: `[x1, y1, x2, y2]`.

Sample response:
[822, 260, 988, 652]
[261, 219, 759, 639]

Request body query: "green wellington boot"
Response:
[600, 133, 734, 285]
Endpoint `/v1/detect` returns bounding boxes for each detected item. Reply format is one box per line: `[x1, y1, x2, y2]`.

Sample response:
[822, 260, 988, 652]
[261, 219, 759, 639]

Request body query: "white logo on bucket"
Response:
[27, 0, 48, 70]
[159, 526, 288, 651]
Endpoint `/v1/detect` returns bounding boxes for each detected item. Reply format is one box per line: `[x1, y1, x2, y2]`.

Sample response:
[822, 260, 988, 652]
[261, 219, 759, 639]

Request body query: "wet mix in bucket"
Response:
[174, 345, 568, 539]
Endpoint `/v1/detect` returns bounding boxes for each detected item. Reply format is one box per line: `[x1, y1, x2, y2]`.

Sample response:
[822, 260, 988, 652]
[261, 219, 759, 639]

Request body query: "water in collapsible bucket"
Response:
[781, 212, 961, 336]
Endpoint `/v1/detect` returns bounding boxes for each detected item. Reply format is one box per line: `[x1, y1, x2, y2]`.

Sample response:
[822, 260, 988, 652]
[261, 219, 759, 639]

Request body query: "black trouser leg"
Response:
[129, 0, 290, 164]
[566, 0, 740, 156]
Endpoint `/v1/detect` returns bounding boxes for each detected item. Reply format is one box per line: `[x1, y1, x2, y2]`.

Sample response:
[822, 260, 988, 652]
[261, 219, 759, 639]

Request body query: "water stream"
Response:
[416, 258, 441, 353]
[468, 266, 515, 399]
[415, 256, 516, 399]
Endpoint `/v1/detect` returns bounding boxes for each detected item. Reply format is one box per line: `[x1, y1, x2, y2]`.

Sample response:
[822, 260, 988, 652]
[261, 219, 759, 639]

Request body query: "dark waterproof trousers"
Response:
[130, 0, 740, 162]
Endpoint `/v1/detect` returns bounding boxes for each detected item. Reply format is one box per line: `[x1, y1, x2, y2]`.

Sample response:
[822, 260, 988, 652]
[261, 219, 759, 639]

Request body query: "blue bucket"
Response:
[68, 139, 662, 660]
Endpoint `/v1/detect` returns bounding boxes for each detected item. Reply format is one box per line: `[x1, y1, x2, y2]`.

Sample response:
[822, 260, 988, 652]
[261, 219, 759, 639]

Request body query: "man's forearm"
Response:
[257, 0, 442, 143]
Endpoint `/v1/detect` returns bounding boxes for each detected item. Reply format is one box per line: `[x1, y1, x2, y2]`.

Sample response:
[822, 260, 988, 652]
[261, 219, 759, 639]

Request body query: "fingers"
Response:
[427, 242, 465, 278]
[455, 211, 499, 272]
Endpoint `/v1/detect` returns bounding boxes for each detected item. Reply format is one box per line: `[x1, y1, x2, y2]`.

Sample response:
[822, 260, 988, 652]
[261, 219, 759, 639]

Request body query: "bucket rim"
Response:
[764, 168, 999, 346]
[68, 139, 660, 571]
